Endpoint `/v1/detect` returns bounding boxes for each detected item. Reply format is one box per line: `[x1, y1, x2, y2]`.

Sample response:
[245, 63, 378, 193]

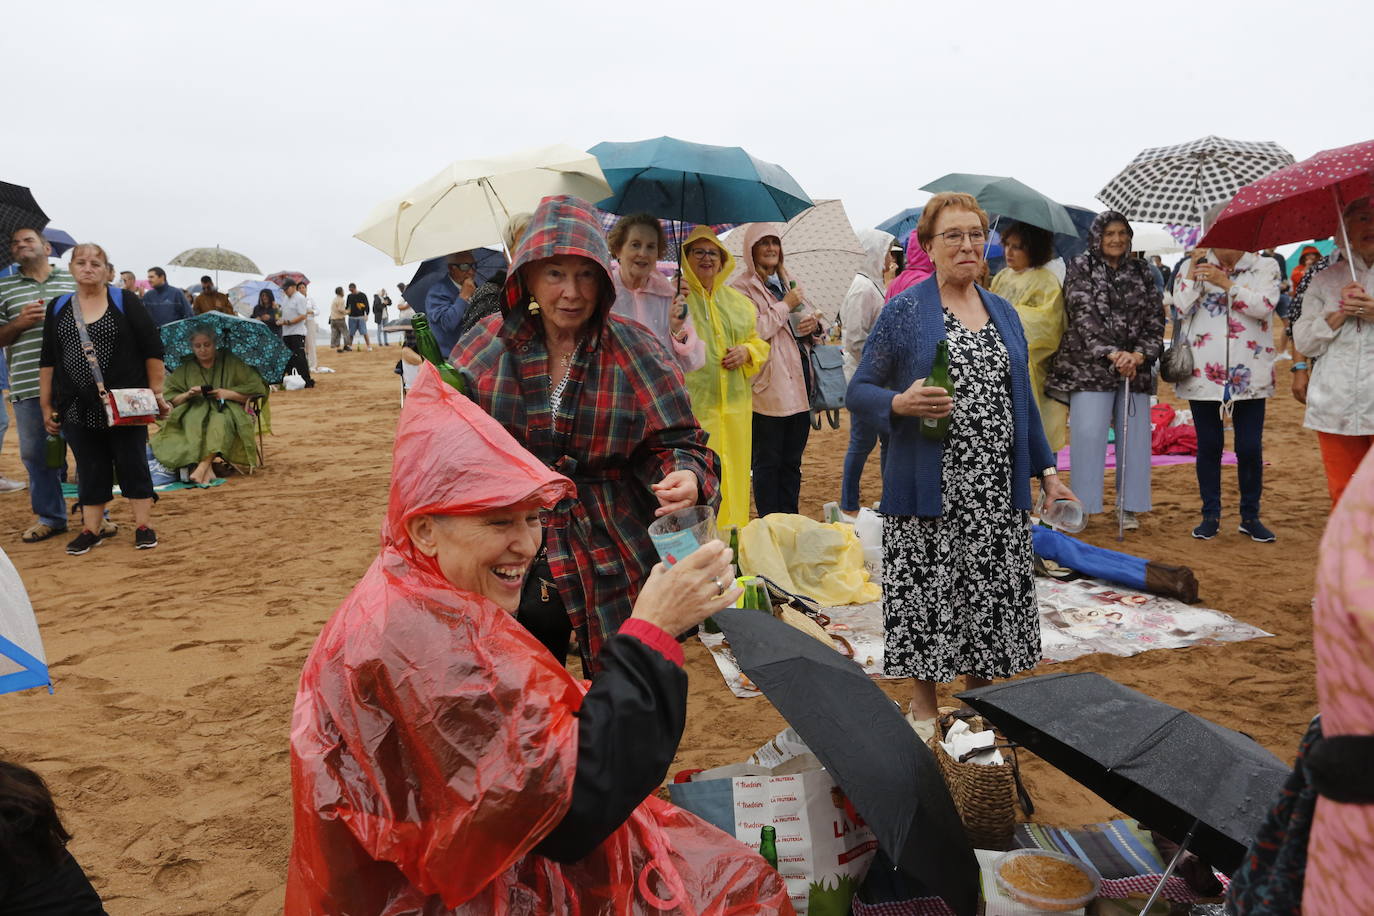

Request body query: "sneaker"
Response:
[98, 519, 118, 539]
[1120, 511, 1140, 531]
[134, 526, 158, 549]
[0, 476, 26, 493]
[1240, 518, 1276, 543]
[1192, 517, 1221, 540]
[21, 522, 67, 543]
[66, 529, 102, 555]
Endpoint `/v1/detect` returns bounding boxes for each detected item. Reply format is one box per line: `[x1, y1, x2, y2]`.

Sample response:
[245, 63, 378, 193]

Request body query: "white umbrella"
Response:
[723, 199, 865, 321]
[354, 144, 613, 266]
[1128, 224, 1183, 257]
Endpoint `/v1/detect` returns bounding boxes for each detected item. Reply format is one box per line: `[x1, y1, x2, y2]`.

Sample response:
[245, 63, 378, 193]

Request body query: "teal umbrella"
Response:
[919, 173, 1078, 236]
[160, 312, 290, 384]
[1285, 238, 1336, 271]
[591, 136, 813, 225]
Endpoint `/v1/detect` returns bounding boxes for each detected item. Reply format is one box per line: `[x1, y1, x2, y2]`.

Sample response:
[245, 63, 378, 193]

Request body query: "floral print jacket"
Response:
[1172, 251, 1281, 401]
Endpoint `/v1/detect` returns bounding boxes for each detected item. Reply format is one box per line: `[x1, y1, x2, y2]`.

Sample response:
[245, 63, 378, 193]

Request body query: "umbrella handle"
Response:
[1138, 817, 1200, 915]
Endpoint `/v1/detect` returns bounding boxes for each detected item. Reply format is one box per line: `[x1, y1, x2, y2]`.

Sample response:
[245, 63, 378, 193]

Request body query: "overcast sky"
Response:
[5, 0, 1364, 298]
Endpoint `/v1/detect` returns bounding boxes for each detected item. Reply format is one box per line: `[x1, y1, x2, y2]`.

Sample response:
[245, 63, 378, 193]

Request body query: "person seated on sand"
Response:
[0, 759, 106, 912]
[151, 327, 267, 484]
[286, 365, 790, 913]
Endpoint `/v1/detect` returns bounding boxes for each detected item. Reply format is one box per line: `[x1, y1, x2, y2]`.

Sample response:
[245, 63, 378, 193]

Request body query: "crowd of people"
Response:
[2, 181, 1371, 911]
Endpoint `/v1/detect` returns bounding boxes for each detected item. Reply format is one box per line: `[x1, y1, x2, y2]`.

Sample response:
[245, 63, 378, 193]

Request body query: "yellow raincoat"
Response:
[991, 266, 1068, 451]
[681, 227, 770, 530]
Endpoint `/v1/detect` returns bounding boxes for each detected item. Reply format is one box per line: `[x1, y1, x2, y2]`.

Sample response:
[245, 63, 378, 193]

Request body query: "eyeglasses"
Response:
[934, 229, 990, 246]
[448, 261, 477, 271]
[687, 248, 721, 260]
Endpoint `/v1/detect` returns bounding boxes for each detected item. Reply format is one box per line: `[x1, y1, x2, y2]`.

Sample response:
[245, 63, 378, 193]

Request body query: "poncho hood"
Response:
[857, 228, 896, 284]
[384, 364, 575, 568]
[502, 194, 618, 320]
[736, 222, 792, 287]
[1088, 209, 1134, 260]
[886, 229, 936, 298]
[680, 225, 736, 297]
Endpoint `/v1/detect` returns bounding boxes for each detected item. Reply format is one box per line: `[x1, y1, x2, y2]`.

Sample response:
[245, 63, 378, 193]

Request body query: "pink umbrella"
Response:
[1199, 139, 1374, 282]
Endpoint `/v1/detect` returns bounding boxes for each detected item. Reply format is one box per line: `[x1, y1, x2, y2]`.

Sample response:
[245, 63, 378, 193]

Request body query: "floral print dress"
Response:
[1171, 251, 1280, 402]
[882, 309, 1039, 681]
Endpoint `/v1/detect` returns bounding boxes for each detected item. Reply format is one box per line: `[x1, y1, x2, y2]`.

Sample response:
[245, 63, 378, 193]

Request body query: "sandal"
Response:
[22, 522, 68, 543]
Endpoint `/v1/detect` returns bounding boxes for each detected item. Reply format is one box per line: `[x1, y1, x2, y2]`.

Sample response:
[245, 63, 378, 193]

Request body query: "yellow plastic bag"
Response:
[737, 514, 881, 606]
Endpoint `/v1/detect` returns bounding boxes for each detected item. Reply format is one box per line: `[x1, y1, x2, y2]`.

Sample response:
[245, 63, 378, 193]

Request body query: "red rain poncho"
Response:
[286, 365, 792, 914]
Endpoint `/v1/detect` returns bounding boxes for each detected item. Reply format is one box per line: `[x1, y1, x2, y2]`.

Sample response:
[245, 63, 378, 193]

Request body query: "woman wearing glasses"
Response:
[679, 227, 770, 530]
[1046, 211, 1164, 532]
[848, 192, 1075, 741]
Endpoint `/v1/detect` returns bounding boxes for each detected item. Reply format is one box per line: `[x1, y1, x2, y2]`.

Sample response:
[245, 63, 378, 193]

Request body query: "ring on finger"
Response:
[712, 576, 724, 596]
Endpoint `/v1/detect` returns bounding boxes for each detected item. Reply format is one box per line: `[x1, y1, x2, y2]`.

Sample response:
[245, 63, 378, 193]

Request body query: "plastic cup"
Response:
[647, 505, 716, 567]
[1041, 497, 1086, 534]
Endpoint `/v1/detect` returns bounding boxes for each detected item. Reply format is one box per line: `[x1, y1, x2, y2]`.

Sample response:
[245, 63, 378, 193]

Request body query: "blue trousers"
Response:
[13, 397, 68, 528]
[1068, 389, 1152, 515]
[1191, 398, 1265, 519]
[840, 412, 888, 512]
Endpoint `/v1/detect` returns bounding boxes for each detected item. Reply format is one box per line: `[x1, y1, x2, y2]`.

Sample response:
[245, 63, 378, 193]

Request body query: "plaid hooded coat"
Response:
[453, 196, 721, 673]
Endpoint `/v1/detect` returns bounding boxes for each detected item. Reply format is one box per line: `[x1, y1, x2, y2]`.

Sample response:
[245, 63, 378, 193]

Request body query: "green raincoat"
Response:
[681, 226, 770, 529]
[151, 352, 267, 469]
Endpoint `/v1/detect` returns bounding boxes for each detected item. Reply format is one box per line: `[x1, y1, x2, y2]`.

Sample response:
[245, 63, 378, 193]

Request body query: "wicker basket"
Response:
[926, 711, 1022, 850]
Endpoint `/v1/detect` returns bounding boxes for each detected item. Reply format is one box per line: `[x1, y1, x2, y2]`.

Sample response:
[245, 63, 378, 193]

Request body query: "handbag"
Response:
[1159, 310, 1195, 384]
[808, 343, 847, 430]
[56, 291, 159, 427]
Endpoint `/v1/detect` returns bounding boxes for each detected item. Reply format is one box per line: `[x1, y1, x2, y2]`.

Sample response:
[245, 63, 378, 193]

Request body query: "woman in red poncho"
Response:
[286, 365, 792, 915]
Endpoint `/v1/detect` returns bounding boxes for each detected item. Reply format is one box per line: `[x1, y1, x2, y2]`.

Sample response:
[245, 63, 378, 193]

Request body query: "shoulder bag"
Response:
[56, 291, 159, 426]
[1158, 309, 1195, 384]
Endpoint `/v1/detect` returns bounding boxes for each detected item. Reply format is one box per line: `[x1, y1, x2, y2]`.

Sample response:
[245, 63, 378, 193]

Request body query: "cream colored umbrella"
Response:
[724, 199, 866, 320]
[354, 144, 613, 265]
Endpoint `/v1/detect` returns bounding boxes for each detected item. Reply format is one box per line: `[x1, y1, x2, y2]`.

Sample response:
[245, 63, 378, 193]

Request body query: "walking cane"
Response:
[1117, 376, 1129, 542]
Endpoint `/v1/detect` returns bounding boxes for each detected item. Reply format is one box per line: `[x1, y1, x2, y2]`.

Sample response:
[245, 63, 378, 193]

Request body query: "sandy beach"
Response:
[0, 347, 1323, 914]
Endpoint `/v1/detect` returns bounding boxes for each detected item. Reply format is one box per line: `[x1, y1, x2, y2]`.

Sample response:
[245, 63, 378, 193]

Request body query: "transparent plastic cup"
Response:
[1040, 497, 1086, 534]
[647, 505, 716, 567]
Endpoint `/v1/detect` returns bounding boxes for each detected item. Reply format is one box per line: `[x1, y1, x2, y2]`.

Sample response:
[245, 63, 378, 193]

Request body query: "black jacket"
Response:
[39, 289, 164, 418]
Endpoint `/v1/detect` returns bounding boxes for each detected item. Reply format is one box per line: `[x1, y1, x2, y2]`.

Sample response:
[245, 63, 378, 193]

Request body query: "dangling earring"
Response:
[527, 298, 542, 315]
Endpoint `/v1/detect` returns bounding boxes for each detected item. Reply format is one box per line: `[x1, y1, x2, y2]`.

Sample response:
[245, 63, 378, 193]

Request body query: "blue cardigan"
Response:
[846, 275, 1055, 518]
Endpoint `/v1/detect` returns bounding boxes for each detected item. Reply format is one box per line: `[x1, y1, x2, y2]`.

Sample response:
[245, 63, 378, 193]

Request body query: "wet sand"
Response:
[0, 347, 1322, 913]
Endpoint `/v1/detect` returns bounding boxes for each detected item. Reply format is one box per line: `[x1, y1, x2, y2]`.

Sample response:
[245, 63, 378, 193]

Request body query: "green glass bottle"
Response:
[920, 340, 955, 442]
[758, 825, 778, 870]
[741, 577, 772, 615]
[728, 526, 741, 578]
[411, 312, 469, 394]
[44, 433, 66, 470]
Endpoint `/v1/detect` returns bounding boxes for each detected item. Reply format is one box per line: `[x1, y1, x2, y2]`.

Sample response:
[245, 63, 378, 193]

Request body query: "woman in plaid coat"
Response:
[453, 195, 721, 675]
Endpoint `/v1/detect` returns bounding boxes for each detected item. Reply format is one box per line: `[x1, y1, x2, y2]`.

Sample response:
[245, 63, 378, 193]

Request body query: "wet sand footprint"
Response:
[151, 857, 203, 895]
[66, 764, 131, 802]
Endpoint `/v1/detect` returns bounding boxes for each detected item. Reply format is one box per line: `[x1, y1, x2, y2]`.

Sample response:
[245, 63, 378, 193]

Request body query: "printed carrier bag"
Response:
[669, 728, 878, 914]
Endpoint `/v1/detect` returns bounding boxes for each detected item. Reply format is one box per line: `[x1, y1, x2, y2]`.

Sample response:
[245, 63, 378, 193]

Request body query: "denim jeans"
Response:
[13, 397, 67, 527]
[1191, 398, 1265, 519]
[840, 411, 887, 512]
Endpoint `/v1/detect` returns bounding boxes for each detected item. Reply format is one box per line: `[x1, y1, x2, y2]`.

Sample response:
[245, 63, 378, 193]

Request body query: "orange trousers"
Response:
[1317, 432, 1374, 507]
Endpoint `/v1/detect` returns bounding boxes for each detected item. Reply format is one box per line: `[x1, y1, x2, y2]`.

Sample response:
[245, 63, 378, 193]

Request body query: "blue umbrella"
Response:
[160, 312, 291, 384]
[42, 227, 76, 257]
[876, 207, 923, 245]
[228, 279, 286, 315]
[401, 247, 506, 311]
[590, 136, 813, 225]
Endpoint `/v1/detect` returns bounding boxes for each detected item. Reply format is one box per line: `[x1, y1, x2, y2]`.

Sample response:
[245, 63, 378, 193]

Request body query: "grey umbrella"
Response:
[1096, 136, 1295, 228]
[715, 606, 980, 915]
[958, 672, 1289, 886]
[168, 245, 261, 285]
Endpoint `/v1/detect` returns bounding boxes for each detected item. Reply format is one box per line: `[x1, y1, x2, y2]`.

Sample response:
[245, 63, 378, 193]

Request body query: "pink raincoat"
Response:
[610, 264, 706, 373]
[885, 229, 936, 299]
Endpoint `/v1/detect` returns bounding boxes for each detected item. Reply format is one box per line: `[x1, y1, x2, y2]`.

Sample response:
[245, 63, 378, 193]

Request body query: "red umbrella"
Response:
[265, 270, 309, 288]
[1199, 139, 1374, 282]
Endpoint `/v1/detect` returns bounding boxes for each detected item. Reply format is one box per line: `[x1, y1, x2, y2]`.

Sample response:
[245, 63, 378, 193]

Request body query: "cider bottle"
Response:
[920, 340, 955, 442]
[758, 825, 778, 870]
[411, 313, 469, 394]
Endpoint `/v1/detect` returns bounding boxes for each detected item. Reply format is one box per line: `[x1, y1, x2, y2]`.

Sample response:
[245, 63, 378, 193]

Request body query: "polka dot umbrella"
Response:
[1096, 135, 1295, 229]
[1198, 139, 1374, 283]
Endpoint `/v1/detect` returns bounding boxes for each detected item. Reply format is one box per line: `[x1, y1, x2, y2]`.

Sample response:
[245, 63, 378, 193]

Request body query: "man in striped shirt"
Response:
[0, 227, 77, 541]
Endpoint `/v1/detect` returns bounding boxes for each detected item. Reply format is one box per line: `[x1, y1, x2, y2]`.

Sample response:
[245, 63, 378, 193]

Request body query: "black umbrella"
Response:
[957, 671, 1289, 878]
[714, 607, 979, 916]
[0, 182, 50, 269]
[400, 248, 507, 311]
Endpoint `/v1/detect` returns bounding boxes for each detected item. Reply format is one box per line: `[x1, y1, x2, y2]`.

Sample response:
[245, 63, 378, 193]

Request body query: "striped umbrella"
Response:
[1097, 136, 1295, 228]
